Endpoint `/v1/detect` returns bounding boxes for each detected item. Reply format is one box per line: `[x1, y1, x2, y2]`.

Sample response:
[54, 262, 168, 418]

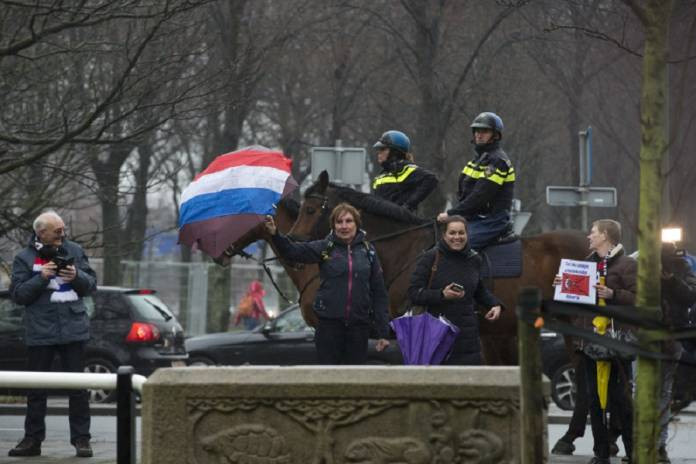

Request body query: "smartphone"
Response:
[451, 283, 465, 292]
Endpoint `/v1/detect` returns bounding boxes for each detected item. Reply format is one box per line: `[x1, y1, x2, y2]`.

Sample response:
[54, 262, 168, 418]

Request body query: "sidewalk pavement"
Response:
[1, 401, 695, 463]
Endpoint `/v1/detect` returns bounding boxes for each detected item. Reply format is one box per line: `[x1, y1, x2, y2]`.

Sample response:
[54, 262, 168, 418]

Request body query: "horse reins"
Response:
[235, 191, 439, 306]
[367, 220, 439, 288]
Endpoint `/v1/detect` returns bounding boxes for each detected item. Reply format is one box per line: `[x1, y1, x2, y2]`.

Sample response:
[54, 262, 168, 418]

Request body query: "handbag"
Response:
[409, 250, 440, 315]
[582, 319, 637, 361]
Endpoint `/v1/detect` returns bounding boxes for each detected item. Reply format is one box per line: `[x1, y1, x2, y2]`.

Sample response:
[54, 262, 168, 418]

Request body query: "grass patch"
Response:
[0, 395, 25, 403]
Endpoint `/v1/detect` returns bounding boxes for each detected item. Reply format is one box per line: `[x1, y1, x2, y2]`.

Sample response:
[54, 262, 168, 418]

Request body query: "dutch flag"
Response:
[178, 146, 298, 258]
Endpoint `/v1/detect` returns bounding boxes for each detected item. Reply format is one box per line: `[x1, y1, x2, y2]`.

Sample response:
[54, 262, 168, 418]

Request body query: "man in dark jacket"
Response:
[657, 242, 696, 463]
[8, 211, 97, 458]
[552, 219, 636, 464]
[437, 112, 515, 250]
[372, 130, 438, 212]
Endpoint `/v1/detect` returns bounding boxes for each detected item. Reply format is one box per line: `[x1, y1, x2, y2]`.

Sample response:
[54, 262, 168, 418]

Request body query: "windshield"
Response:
[274, 306, 311, 333]
[127, 294, 173, 322]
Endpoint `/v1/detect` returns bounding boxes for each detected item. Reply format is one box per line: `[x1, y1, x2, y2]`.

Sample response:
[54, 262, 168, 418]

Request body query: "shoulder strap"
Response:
[320, 240, 335, 261]
[426, 249, 440, 289]
[363, 240, 376, 266]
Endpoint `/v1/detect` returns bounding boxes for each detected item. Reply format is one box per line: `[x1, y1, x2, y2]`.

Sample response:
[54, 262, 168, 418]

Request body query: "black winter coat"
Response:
[372, 158, 438, 211]
[271, 230, 390, 338]
[408, 240, 501, 359]
[11, 238, 97, 346]
[661, 256, 696, 357]
[447, 142, 514, 219]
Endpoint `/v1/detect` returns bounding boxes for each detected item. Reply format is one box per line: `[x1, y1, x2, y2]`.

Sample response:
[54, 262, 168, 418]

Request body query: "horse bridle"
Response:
[303, 193, 330, 241]
[240, 192, 439, 307]
[249, 193, 330, 306]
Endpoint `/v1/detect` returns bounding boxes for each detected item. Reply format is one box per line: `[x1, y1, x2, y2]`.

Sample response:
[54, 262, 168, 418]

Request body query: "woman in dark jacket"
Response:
[264, 203, 390, 364]
[407, 215, 502, 365]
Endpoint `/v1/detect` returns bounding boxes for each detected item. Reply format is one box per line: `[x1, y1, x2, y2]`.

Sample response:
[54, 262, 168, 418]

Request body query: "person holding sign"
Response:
[551, 219, 636, 464]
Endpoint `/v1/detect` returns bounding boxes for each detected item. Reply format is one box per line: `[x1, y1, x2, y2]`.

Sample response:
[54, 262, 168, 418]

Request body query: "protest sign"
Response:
[554, 259, 597, 305]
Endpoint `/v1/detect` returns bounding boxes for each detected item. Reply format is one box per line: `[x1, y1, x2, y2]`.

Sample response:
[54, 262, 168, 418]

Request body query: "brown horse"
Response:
[217, 197, 323, 314]
[283, 171, 589, 364]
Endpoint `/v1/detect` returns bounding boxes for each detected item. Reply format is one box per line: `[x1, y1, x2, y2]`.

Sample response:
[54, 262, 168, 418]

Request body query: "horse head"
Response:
[288, 170, 333, 240]
[213, 197, 302, 266]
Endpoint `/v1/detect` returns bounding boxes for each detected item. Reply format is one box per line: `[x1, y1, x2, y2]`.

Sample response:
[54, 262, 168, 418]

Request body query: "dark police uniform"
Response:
[447, 141, 514, 249]
[372, 158, 437, 211]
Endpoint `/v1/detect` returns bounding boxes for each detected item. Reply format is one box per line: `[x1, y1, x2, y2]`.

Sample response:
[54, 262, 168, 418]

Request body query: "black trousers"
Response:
[24, 342, 91, 444]
[442, 335, 481, 365]
[315, 319, 370, 364]
[563, 351, 623, 442]
[565, 351, 590, 438]
[583, 354, 633, 459]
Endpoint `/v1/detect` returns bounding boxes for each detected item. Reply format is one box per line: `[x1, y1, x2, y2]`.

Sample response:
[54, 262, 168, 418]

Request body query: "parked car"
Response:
[0, 286, 187, 402]
[185, 304, 403, 366]
[540, 330, 575, 410]
[185, 303, 581, 409]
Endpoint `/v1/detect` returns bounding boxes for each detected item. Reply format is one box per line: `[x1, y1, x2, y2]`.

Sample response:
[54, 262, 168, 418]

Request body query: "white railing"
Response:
[0, 371, 146, 392]
[0, 368, 142, 464]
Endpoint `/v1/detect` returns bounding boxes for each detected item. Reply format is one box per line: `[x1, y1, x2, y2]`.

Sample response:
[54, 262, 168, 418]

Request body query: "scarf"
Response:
[33, 256, 78, 303]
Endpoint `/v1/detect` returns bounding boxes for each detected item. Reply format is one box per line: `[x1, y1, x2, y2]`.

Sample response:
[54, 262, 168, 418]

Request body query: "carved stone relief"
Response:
[186, 398, 517, 464]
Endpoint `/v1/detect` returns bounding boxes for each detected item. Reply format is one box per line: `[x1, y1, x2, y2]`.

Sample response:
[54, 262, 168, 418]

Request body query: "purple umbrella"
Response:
[390, 312, 460, 365]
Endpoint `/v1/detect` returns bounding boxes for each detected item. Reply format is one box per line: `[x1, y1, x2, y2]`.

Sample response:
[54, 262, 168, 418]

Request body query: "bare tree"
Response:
[0, 0, 212, 174]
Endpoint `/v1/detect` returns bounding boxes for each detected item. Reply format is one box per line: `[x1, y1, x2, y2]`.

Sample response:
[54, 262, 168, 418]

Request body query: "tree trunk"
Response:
[633, 1, 672, 462]
[93, 145, 133, 285]
[126, 142, 152, 261]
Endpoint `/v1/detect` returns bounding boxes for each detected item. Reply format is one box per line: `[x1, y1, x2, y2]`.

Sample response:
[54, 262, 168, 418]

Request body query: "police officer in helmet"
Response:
[437, 112, 515, 250]
[372, 130, 437, 212]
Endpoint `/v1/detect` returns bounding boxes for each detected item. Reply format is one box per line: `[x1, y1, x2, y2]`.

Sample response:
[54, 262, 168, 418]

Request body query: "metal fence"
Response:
[89, 258, 296, 336]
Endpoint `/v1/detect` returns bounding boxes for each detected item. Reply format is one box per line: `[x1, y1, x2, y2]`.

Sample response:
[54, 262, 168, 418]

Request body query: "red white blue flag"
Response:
[178, 146, 298, 258]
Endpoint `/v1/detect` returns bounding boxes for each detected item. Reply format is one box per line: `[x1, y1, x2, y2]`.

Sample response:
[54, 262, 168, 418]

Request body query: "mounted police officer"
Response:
[372, 130, 437, 212]
[437, 112, 515, 250]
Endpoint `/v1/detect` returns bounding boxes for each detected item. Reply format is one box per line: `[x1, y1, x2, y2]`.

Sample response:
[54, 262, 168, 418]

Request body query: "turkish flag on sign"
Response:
[561, 273, 590, 296]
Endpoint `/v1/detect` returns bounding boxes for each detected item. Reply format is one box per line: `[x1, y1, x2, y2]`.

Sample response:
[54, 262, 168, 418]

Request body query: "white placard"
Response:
[553, 259, 597, 305]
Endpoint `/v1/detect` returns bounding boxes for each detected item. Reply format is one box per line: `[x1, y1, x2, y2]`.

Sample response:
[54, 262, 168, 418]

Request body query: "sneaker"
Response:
[8, 437, 41, 457]
[551, 438, 575, 455]
[658, 446, 671, 464]
[588, 457, 610, 464]
[74, 437, 93, 458]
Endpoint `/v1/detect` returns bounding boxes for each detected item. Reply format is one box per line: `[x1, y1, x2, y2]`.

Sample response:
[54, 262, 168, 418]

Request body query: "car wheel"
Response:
[83, 357, 116, 403]
[187, 355, 215, 366]
[551, 362, 576, 411]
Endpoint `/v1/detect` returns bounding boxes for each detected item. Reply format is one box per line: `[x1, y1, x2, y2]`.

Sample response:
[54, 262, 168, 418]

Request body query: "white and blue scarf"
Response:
[32, 256, 78, 303]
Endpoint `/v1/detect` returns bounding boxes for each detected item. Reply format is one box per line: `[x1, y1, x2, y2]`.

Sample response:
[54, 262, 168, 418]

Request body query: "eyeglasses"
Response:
[45, 227, 67, 236]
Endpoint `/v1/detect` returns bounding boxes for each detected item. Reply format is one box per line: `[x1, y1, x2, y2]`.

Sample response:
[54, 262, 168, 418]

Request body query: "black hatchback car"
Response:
[185, 304, 403, 366]
[0, 286, 187, 402]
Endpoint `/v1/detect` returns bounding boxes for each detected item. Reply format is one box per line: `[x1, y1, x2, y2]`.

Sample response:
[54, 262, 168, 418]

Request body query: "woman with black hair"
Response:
[407, 215, 502, 365]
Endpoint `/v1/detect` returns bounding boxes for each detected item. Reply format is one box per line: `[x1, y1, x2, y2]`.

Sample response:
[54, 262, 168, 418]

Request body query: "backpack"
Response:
[237, 295, 254, 317]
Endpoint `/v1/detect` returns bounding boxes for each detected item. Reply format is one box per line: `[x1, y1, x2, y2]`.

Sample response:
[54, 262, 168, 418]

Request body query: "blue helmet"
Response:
[373, 130, 411, 154]
[471, 112, 503, 138]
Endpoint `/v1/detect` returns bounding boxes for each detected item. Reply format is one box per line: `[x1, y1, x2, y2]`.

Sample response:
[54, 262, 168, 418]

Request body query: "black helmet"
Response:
[470, 112, 504, 138]
[373, 130, 411, 154]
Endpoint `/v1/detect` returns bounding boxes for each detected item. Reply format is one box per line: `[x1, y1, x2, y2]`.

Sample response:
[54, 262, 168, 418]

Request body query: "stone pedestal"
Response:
[142, 366, 540, 463]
